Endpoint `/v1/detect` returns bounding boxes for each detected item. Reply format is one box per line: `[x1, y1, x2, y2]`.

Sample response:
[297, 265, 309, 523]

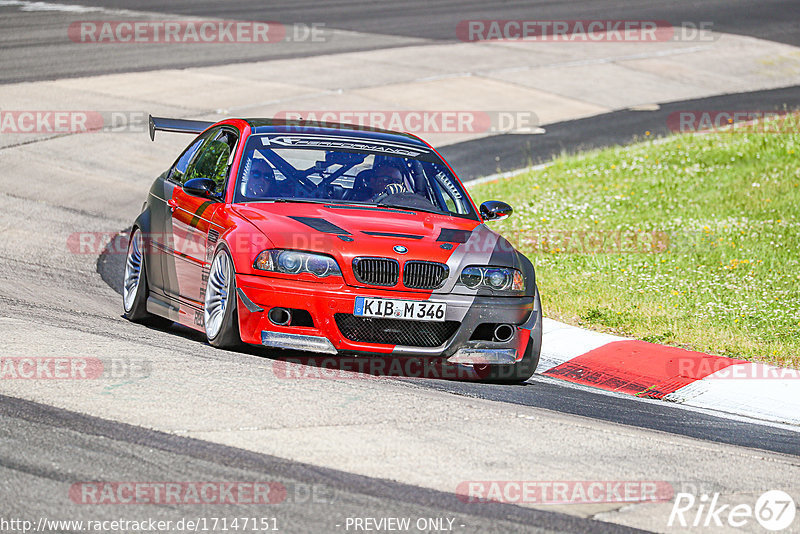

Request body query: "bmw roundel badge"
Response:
[393, 245, 408, 254]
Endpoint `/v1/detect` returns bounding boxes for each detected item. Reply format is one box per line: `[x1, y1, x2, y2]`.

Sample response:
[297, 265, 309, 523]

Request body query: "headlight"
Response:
[485, 268, 511, 290]
[305, 255, 334, 277]
[278, 251, 303, 273]
[460, 266, 484, 289]
[254, 250, 342, 278]
[459, 266, 525, 292]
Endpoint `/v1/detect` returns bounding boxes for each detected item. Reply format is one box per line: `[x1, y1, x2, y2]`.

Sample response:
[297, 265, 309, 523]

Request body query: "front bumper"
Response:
[236, 273, 537, 361]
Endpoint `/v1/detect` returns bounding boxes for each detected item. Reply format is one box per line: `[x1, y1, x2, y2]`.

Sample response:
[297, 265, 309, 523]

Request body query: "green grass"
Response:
[469, 115, 800, 368]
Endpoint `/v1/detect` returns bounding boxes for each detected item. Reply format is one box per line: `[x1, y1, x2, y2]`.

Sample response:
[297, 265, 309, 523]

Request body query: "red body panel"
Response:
[229, 202, 476, 284]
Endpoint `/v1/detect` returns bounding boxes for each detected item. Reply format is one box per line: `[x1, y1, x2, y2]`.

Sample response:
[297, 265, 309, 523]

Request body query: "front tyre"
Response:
[204, 248, 241, 348]
[474, 285, 542, 384]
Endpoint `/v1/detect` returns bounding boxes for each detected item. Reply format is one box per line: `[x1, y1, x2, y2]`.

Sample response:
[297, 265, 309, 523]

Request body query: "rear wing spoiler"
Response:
[148, 115, 214, 141]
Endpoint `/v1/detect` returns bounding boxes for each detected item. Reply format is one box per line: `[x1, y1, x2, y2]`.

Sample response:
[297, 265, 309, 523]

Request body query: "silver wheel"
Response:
[123, 230, 143, 312]
[204, 251, 231, 339]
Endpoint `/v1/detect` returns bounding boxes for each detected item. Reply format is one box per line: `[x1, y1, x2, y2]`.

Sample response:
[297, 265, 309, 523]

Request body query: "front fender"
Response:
[218, 219, 275, 276]
[131, 206, 163, 295]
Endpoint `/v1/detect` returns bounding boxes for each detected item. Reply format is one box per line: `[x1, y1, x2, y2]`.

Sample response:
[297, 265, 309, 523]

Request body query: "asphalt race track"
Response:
[1, 394, 645, 534]
[1, 2, 800, 533]
[95, 247, 800, 458]
[2, 0, 800, 83]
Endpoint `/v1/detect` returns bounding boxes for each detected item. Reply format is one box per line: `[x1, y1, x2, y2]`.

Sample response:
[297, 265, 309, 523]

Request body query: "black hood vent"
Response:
[363, 231, 424, 240]
[288, 216, 350, 235]
[437, 228, 472, 243]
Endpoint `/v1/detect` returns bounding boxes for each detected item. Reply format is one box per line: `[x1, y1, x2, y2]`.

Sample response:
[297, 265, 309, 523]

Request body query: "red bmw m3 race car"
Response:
[123, 116, 542, 382]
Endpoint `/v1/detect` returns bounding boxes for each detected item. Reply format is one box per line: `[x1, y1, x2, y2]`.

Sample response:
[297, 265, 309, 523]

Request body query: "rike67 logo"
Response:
[669, 490, 796, 531]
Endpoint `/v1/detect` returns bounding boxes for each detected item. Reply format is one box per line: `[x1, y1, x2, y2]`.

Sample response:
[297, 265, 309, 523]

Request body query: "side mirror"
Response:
[480, 200, 513, 221]
[182, 178, 218, 198]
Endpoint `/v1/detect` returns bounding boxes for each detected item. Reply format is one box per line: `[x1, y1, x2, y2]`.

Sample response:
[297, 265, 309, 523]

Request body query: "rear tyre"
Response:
[474, 286, 542, 384]
[204, 248, 242, 349]
[123, 227, 172, 327]
[123, 227, 150, 320]
[121, 229, 149, 317]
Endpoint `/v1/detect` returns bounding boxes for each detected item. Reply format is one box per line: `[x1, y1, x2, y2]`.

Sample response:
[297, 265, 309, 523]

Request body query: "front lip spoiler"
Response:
[260, 332, 519, 362]
[261, 331, 338, 355]
[446, 348, 517, 365]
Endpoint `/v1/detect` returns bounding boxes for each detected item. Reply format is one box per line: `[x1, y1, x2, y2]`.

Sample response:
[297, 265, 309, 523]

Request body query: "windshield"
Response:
[234, 134, 476, 219]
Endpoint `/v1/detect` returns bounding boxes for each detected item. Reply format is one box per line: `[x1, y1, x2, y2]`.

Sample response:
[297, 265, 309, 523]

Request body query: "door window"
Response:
[182, 128, 239, 194]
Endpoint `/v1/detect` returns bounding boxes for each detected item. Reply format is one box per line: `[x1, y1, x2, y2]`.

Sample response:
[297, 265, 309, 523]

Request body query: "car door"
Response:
[164, 127, 238, 317]
[148, 131, 208, 297]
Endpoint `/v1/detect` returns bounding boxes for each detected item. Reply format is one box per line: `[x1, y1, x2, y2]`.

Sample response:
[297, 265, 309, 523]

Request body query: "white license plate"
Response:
[354, 297, 446, 322]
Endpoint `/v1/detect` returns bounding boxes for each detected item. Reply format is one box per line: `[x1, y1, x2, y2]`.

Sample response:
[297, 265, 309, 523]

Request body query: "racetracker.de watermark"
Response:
[509, 229, 670, 254]
[456, 20, 715, 42]
[69, 228, 675, 258]
[272, 357, 489, 381]
[666, 358, 800, 380]
[275, 110, 541, 134]
[0, 111, 148, 134]
[0, 357, 150, 380]
[456, 481, 674, 505]
[68, 21, 327, 43]
[69, 481, 336, 505]
[70, 482, 286, 505]
[667, 110, 800, 134]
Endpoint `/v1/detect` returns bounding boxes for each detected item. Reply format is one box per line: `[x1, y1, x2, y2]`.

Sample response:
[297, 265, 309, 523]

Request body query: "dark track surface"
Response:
[2, 0, 799, 83]
[412, 377, 800, 457]
[442, 85, 800, 181]
[53, 0, 800, 45]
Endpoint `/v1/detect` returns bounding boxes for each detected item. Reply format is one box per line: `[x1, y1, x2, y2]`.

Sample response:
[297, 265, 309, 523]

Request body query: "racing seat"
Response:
[346, 168, 375, 201]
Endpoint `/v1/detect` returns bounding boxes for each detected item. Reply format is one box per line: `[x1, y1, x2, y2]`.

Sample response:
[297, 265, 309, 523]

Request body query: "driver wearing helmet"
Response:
[244, 158, 276, 198]
[368, 165, 406, 199]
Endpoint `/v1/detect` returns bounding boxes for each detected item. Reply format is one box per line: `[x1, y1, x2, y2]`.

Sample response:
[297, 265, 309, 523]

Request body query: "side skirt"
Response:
[147, 294, 205, 332]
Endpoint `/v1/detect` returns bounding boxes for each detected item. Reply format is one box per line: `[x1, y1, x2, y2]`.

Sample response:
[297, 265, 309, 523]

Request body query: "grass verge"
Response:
[469, 115, 800, 368]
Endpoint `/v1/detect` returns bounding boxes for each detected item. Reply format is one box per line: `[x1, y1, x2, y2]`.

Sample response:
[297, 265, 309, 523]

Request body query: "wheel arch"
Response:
[131, 207, 158, 289]
[517, 251, 537, 299]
